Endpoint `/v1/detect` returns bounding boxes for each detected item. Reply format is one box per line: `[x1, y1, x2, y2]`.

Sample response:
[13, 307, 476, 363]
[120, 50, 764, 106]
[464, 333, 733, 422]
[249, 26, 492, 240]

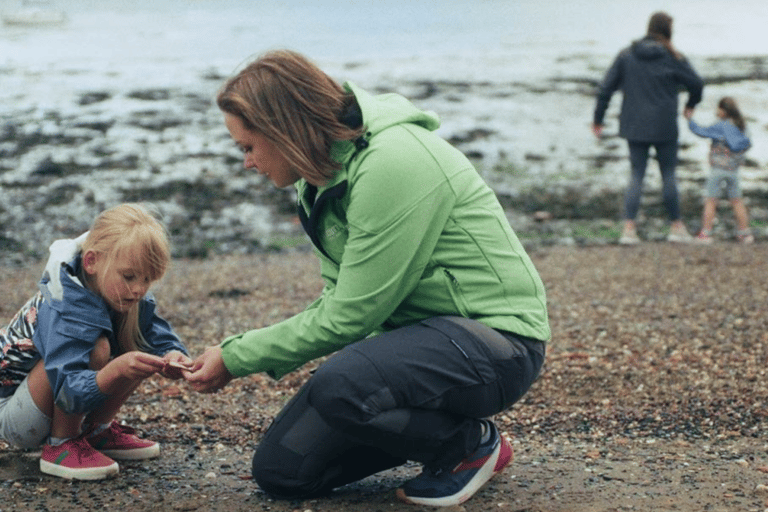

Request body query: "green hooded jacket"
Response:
[221, 83, 550, 379]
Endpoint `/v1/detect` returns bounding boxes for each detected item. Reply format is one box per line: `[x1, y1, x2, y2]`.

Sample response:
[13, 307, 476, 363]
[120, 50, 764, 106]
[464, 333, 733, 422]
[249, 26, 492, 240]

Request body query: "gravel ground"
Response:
[1, 242, 768, 512]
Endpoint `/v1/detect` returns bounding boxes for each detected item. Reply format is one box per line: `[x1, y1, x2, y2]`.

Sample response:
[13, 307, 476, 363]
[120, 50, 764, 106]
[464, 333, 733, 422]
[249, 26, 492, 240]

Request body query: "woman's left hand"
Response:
[184, 345, 234, 393]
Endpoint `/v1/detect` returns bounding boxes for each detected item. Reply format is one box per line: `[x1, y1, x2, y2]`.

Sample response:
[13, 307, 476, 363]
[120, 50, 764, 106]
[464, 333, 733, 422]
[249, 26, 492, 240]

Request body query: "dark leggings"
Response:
[251, 316, 545, 499]
[625, 140, 680, 221]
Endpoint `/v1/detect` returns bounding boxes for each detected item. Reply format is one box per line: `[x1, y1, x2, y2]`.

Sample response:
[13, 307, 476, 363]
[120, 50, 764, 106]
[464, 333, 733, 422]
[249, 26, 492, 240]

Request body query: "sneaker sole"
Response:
[40, 459, 119, 480]
[396, 435, 514, 507]
[99, 443, 160, 460]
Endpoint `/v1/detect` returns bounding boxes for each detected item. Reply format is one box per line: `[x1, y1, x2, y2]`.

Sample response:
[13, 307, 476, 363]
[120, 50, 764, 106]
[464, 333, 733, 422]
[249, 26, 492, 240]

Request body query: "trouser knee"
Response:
[251, 443, 327, 499]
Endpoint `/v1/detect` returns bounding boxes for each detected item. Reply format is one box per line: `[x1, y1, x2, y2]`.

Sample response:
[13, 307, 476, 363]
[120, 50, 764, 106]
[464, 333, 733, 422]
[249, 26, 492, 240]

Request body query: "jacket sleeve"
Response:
[221, 129, 456, 379]
[34, 295, 109, 415]
[139, 296, 188, 357]
[594, 51, 624, 125]
[676, 56, 704, 109]
[688, 120, 751, 152]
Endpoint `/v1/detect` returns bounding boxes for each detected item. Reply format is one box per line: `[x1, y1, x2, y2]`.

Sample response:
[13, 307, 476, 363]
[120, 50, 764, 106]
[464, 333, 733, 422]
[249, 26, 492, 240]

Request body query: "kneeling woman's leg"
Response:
[252, 316, 544, 498]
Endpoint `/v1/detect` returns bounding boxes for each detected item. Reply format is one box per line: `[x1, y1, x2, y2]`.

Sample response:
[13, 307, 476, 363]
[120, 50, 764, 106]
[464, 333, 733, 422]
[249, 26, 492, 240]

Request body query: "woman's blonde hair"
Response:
[81, 203, 171, 354]
[217, 49, 364, 186]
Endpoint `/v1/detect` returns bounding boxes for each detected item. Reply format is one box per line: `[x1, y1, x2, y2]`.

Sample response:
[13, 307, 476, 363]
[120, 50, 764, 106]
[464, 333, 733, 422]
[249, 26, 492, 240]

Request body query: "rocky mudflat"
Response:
[2, 55, 768, 265]
[1, 243, 767, 511]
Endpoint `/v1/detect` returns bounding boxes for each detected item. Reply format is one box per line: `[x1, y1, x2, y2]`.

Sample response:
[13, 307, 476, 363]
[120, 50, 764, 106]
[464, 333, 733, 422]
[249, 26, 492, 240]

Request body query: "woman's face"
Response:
[224, 113, 301, 188]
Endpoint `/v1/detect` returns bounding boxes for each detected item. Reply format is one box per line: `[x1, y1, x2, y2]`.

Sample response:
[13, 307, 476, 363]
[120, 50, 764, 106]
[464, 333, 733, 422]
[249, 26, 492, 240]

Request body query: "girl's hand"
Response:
[96, 351, 165, 395]
[160, 350, 194, 380]
[185, 345, 234, 394]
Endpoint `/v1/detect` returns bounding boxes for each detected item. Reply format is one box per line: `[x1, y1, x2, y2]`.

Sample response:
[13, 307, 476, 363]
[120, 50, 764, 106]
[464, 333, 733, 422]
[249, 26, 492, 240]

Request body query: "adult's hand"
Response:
[185, 345, 234, 393]
[592, 123, 604, 138]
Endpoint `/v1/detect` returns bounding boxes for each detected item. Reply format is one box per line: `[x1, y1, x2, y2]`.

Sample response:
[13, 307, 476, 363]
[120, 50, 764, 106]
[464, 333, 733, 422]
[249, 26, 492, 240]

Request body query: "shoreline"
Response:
[1, 54, 767, 264]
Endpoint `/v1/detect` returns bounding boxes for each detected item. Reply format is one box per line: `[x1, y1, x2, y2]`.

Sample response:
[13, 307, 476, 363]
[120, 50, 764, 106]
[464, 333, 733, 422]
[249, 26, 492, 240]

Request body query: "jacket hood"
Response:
[329, 82, 441, 170]
[631, 37, 670, 60]
[346, 81, 440, 135]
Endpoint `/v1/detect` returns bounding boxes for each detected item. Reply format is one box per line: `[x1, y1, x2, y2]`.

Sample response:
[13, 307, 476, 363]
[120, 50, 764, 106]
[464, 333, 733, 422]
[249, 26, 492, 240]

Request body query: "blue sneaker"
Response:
[396, 420, 513, 507]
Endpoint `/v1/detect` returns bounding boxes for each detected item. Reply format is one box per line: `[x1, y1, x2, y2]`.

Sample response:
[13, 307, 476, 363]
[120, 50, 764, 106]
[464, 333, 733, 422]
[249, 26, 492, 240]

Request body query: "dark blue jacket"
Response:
[594, 37, 704, 142]
[14, 252, 187, 414]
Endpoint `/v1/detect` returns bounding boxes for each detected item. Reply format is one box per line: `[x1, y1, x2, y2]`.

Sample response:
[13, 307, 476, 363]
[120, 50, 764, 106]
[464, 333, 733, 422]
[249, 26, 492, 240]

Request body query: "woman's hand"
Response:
[160, 350, 194, 380]
[96, 351, 165, 395]
[184, 345, 234, 393]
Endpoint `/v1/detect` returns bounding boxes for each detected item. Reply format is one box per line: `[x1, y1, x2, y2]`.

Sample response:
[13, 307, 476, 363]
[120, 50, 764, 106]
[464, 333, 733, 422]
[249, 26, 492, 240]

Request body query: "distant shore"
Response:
[1, 54, 767, 265]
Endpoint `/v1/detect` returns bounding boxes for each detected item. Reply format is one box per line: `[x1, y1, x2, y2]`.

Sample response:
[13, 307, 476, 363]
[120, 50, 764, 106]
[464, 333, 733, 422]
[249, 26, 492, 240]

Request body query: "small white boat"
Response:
[2, 2, 66, 27]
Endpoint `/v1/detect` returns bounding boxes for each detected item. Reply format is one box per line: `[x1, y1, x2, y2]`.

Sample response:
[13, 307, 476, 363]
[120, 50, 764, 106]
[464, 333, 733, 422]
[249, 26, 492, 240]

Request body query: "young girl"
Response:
[0, 203, 191, 480]
[686, 97, 753, 244]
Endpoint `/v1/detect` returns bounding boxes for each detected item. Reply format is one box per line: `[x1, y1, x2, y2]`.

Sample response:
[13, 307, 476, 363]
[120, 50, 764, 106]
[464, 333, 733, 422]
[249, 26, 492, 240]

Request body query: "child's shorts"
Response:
[706, 168, 742, 199]
[0, 376, 52, 449]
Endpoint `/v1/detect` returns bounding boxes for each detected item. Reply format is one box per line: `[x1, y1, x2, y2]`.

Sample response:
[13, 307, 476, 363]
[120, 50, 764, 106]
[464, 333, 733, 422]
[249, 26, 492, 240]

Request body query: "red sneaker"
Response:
[87, 421, 160, 460]
[40, 437, 119, 480]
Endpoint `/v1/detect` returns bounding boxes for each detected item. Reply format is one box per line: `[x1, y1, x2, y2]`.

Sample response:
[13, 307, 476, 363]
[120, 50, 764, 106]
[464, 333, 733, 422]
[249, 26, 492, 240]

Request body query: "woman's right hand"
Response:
[184, 345, 234, 394]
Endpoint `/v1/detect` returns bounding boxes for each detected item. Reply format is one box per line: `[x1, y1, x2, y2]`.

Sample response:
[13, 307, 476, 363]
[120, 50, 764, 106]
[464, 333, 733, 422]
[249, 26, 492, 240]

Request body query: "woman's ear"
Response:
[82, 250, 99, 275]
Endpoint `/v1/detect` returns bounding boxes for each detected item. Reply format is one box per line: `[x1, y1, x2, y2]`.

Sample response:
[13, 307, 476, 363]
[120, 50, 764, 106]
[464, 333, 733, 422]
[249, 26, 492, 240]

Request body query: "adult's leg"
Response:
[252, 316, 544, 498]
[625, 141, 651, 221]
[655, 141, 681, 222]
[251, 383, 407, 498]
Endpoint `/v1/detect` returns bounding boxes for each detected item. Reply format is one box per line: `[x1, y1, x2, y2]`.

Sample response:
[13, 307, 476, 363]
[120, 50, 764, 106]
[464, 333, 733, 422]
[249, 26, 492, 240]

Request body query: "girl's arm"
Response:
[138, 295, 189, 357]
[95, 351, 165, 395]
[688, 119, 750, 152]
[687, 118, 725, 140]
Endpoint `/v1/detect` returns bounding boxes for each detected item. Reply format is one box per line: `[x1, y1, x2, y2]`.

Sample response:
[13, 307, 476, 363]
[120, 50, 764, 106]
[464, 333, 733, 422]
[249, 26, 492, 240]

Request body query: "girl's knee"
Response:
[89, 336, 111, 370]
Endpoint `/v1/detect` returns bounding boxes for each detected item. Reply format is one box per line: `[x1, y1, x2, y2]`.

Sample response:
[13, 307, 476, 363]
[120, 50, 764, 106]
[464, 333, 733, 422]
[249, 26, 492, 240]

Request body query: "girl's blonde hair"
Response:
[719, 96, 746, 132]
[81, 203, 171, 354]
[216, 49, 365, 186]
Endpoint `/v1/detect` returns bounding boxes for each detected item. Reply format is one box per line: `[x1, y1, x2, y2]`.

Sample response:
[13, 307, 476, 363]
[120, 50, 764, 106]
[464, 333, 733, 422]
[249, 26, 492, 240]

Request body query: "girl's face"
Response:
[717, 107, 727, 119]
[224, 113, 301, 188]
[84, 250, 152, 312]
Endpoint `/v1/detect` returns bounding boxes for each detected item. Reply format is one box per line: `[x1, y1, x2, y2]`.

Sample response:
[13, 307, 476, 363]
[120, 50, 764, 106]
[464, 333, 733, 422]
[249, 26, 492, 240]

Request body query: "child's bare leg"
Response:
[84, 335, 140, 426]
[731, 198, 750, 232]
[26, 359, 84, 439]
[701, 198, 717, 233]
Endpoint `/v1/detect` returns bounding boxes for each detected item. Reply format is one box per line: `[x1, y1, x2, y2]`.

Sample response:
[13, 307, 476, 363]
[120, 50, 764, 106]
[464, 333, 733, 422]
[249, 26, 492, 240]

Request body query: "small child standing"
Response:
[0, 203, 191, 480]
[685, 96, 753, 244]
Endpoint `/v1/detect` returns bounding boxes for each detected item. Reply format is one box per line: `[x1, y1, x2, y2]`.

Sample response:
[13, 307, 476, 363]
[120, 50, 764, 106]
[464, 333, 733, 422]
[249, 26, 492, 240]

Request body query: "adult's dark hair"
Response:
[647, 11, 673, 40]
[646, 12, 680, 59]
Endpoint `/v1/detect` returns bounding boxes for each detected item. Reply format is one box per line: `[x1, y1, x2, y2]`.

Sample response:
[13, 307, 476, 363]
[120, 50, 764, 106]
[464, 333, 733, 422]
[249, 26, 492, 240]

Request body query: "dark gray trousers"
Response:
[251, 316, 545, 498]
[625, 140, 680, 221]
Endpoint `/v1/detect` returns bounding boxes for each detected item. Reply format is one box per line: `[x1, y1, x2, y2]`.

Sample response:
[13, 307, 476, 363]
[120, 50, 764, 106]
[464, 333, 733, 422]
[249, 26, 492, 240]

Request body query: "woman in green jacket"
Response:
[187, 49, 549, 508]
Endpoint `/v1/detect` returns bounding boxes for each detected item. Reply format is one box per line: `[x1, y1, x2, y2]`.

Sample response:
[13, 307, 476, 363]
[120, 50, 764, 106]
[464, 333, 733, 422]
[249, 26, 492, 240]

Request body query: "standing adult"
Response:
[185, 50, 549, 507]
[593, 11, 704, 244]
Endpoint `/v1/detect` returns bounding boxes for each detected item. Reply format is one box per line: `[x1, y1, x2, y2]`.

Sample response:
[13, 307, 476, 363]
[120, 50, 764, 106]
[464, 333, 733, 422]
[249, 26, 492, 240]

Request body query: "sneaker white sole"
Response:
[396, 436, 513, 507]
[40, 459, 119, 480]
[99, 443, 160, 460]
